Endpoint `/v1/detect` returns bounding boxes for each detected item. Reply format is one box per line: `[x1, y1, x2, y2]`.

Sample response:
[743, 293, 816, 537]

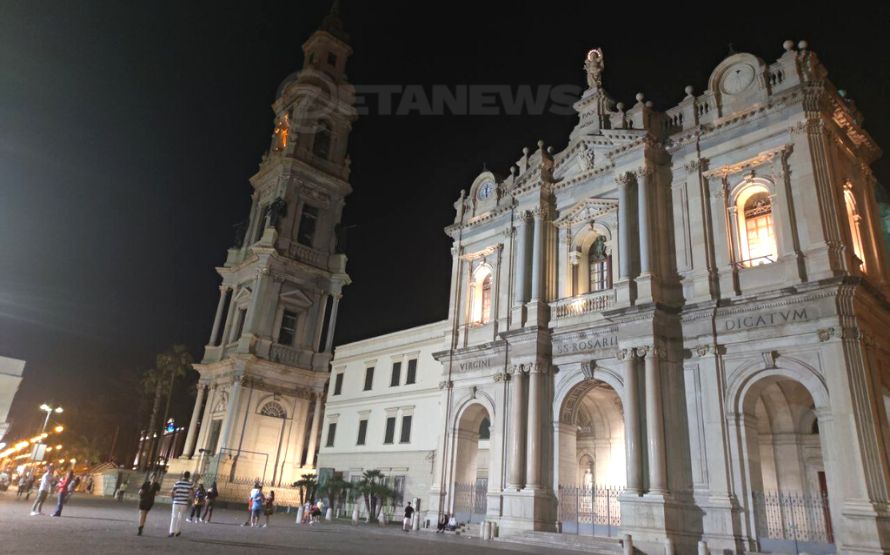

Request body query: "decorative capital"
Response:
[817, 327, 836, 342]
[693, 344, 713, 358]
[615, 172, 634, 188]
[634, 166, 653, 179]
[615, 348, 633, 361]
[437, 380, 453, 390]
[493, 372, 509, 383]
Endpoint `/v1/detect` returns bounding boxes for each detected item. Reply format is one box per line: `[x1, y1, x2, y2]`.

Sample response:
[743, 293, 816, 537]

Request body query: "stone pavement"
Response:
[0, 491, 580, 555]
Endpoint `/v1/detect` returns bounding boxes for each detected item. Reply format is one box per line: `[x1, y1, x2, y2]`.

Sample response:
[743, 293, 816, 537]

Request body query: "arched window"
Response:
[736, 185, 777, 267]
[588, 235, 611, 292]
[259, 401, 287, 419]
[312, 121, 332, 160]
[470, 266, 493, 325]
[478, 417, 491, 440]
[844, 188, 867, 273]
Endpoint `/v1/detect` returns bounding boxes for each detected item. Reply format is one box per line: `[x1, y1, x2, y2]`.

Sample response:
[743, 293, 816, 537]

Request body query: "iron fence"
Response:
[452, 480, 488, 523]
[752, 490, 834, 546]
[557, 484, 623, 537]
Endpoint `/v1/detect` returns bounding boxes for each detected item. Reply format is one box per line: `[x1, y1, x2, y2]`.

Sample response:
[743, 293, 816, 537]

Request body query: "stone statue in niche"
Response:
[584, 48, 604, 89]
[268, 197, 287, 229]
[591, 235, 607, 260]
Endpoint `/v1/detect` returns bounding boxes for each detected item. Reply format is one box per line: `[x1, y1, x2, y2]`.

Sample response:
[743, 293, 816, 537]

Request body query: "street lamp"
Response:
[39, 404, 63, 436]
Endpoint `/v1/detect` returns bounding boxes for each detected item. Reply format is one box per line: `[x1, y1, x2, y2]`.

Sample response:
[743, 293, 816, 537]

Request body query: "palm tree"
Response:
[356, 470, 394, 523]
[140, 345, 194, 471]
[293, 473, 318, 505]
[321, 476, 351, 516]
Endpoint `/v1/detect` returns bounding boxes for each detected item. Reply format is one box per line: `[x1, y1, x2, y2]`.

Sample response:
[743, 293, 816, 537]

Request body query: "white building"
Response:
[317, 321, 449, 510]
[315, 42, 890, 555]
[0, 356, 25, 442]
[170, 4, 355, 488]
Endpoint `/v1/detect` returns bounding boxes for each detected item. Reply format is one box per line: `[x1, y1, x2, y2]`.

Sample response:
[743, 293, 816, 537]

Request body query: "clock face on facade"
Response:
[478, 181, 495, 200]
[721, 63, 756, 95]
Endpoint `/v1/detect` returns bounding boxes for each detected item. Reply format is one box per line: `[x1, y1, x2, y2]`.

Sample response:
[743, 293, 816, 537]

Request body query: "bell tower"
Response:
[174, 2, 356, 487]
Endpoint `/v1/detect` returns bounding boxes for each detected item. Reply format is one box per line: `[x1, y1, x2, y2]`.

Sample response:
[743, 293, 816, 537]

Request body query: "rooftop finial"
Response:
[320, 0, 349, 42]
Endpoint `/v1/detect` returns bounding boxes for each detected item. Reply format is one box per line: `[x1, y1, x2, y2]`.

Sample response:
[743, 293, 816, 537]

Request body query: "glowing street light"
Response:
[38, 404, 63, 436]
[53, 425, 64, 433]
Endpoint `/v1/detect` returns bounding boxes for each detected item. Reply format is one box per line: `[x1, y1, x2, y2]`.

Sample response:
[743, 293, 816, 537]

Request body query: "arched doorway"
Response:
[741, 376, 835, 553]
[452, 403, 490, 523]
[556, 379, 625, 536]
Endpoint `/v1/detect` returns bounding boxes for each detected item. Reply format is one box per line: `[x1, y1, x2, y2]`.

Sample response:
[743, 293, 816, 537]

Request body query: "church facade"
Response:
[319, 42, 890, 555]
[170, 7, 355, 489]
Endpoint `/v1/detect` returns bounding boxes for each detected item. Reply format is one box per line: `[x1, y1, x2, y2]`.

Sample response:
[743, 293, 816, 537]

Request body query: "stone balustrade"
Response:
[550, 289, 616, 319]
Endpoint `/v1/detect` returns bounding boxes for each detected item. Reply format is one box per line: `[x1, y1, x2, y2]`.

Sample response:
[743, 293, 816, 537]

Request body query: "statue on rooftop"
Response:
[584, 48, 604, 90]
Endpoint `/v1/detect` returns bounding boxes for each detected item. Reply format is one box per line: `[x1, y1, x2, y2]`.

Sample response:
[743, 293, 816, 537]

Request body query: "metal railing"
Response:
[753, 490, 834, 548]
[452, 481, 488, 523]
[557, 484, 623, 537]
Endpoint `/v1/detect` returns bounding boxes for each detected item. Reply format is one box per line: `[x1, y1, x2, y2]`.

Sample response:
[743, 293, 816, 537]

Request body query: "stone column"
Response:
[642, 346, 667, 494]
[507, 368, 526, 489]
[209, 286, 230, 346]
[220, 288, 239, 345]
[530, 210, 545, 302]
[617, 174, 632, 280]
[637, 168, 652, 275]
[243, 268, 271, 336]
[194, 385, 217, 454]
[323, 295, 342, 353]
[513, 212, 529, 306]
[620, 349, 642, 494]
[218, 378, 243, 455]
[183, 385, 208, 458]
[313, 293, 329, 351]
[525, 363, 544, 488]
[304, 393, 323, 468]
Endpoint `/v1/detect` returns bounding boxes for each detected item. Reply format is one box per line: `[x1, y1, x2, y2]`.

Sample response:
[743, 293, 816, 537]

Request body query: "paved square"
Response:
[0, 492, 577, 555]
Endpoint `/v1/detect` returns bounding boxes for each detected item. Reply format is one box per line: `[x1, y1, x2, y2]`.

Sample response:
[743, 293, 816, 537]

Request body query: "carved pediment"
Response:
[554, 198, 618, 229]
[279, 288, 313, 310]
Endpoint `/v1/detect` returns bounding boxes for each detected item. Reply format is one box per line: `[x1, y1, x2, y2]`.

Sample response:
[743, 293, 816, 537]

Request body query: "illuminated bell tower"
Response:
[177, 2, 356, 486]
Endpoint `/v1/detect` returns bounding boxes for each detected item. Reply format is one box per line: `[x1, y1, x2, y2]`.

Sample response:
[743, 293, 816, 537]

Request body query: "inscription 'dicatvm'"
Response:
[723, 308, 808, 331]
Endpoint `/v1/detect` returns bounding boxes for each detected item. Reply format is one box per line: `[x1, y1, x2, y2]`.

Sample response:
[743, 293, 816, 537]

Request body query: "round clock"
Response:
[721, 64, 755, 95]
[478, 181, 495, 200]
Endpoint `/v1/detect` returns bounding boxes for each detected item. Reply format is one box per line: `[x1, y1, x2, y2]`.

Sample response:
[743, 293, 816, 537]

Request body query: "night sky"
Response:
[2, 1, 889, 450]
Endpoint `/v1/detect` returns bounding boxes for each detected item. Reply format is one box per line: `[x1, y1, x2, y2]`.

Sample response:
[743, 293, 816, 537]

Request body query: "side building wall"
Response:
[317, 320, 448, 517]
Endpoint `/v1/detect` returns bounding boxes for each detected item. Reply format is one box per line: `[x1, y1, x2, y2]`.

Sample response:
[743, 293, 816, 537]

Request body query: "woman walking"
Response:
[136, 474, 161, 536]
[262, 490, 275, 527]
[188, 483, 206, 522]
[51, 470, 75, 517]
[202, 481, 218, 523]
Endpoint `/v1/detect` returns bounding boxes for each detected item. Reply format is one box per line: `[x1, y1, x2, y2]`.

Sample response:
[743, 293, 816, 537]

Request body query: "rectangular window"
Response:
[233, 308, 247, 341]
[278, 310, 298, 345]
[406, 359, 417, 385]
[383, 416, 396, 444]
[363, 367, 374, 391]
[356, 419, 368, 446]
[399, 415, 412, 444]
[327, 52, 338, 66]
[297, 204, 319, 247]
[333, 373, 344, 395]
[325, 422, 336, 447]
[390, 361, 401, 387]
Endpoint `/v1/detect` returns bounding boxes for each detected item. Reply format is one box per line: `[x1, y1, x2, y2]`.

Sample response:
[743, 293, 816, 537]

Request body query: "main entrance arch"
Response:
[737, 372, 835, 554]
[555, 377, 626, 536]
[451, 402, 490, 523]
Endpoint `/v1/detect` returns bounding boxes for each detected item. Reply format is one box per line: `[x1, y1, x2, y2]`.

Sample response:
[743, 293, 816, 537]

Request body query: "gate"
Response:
[557, 485, 623, 537]
[453, 478, 488, 523]
[752, 491, 836, 554]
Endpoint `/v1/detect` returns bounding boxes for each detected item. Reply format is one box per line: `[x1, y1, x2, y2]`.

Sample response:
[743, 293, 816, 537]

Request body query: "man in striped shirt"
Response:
[168, 471, 194, 537]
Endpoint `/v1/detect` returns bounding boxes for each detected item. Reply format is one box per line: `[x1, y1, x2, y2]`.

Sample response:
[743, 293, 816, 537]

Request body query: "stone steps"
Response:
[497, 530, 624, 554]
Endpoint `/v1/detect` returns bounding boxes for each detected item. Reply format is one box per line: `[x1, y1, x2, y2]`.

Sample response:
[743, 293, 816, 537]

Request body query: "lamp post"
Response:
[39, 404, 64, 436]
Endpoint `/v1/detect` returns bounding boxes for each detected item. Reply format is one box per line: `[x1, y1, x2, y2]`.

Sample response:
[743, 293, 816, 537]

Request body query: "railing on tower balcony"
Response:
[269, 344, 305, 366]
[288, 242, 327, 269]
[550, 289, 616, 319]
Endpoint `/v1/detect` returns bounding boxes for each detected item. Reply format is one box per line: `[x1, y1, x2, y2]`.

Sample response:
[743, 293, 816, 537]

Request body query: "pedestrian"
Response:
[16, 474, 27, 498]
[137, 474, 161, 536]
[250, 484, 265, 527]
[447, 514, 457, 531]
[242, 483, 260, 526]
[115, 479, 129, 502]
[168, 471, 194, 538]
[24, 474, 35, 500]
[402, 501, 414, 532]
[202, 481, 218, 523]
[85, 476, 94, 495]
[188, 483, 206, 522]
[30, 469, 55, 515]
[262, 490, 275, 528]
[436, 512, 448, 533]
[51, 470, 74, 517]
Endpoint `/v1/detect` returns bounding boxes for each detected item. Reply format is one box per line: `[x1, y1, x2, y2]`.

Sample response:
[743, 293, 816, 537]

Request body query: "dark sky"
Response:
[2, 1, 889, 439]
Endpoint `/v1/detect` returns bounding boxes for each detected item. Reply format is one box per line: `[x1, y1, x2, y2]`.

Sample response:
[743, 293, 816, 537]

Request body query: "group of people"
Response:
[242, 482, 276, 527]
[435, 512, 458, 533]
[298, 499, 323, 524]
[27, 467, 81, 517]
[136, 471, 219, 537]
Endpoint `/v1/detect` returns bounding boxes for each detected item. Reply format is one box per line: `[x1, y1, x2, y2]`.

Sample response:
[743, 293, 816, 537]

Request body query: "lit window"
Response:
[736, 186, 777, 267]
[481, 275, 492, 323]
[844, 188, 867, 273]
[470, 267, 493, 324]
[588, 236, 611, 292]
